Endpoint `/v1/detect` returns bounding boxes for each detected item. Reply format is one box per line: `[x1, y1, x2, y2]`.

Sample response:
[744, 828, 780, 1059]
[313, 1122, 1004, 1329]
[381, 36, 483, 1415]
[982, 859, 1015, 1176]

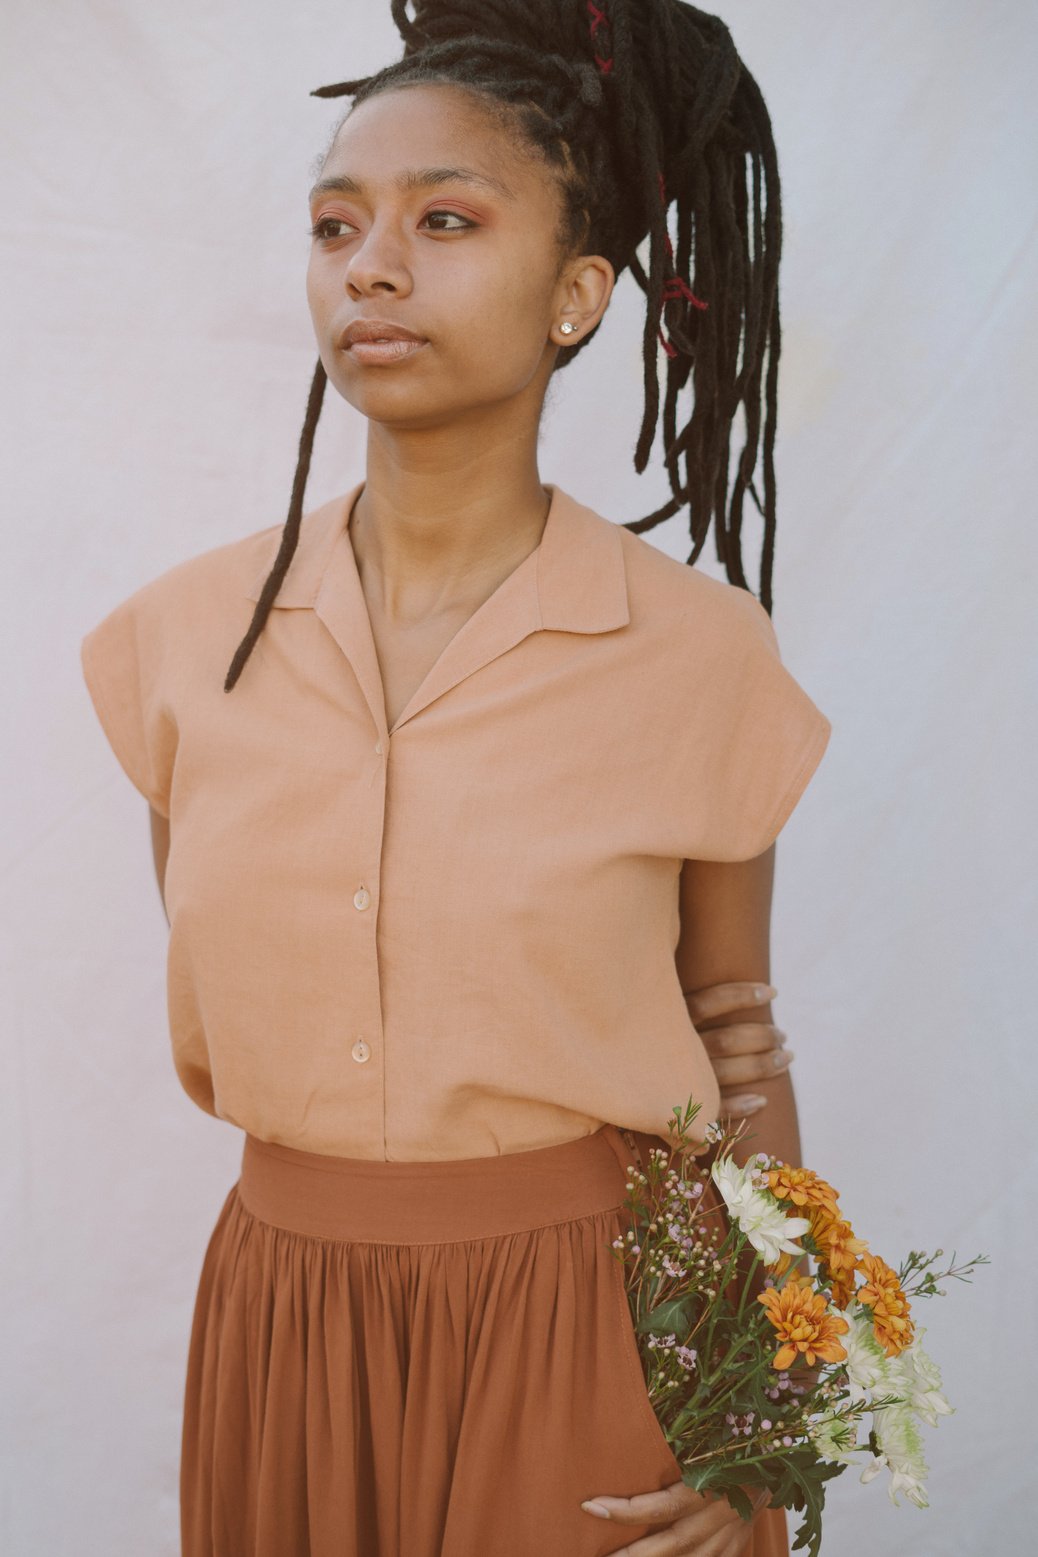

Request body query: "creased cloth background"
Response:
[2, 1, 1034, 1551]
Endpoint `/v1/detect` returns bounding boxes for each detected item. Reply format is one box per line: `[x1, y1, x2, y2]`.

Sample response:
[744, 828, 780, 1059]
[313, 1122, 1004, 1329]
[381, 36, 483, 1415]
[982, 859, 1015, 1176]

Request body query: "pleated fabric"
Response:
[181, 1123, 790, 1557]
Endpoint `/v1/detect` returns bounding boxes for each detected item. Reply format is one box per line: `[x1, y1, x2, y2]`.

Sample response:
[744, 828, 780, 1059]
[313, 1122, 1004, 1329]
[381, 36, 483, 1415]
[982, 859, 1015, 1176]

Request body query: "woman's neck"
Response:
[348, 439, 552, 621]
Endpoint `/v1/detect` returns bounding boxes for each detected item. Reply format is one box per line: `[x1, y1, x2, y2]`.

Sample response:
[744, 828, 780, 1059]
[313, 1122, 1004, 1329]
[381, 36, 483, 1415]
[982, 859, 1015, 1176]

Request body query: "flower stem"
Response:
[735, 1249, 764, 1324]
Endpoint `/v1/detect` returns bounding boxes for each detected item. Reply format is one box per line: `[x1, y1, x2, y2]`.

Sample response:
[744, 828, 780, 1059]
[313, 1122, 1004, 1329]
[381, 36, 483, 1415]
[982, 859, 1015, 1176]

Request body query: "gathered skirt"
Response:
[180, 1121, 790, 1557]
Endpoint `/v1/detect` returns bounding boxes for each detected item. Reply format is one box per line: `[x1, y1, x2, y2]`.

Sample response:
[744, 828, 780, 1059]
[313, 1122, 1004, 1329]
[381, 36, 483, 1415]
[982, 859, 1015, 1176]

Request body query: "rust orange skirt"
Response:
[180, 1122, 790, 1557]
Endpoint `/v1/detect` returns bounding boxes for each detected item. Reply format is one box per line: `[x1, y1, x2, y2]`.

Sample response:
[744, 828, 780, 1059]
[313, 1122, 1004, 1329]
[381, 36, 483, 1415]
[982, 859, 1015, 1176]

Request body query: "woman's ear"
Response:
[556, 253, 615, 336]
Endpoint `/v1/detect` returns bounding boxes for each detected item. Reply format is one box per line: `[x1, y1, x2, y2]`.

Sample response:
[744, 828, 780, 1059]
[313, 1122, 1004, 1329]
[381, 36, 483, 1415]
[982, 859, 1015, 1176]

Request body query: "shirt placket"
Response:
[348, 726, 387, 1078]
[309, 494, 586, 1159]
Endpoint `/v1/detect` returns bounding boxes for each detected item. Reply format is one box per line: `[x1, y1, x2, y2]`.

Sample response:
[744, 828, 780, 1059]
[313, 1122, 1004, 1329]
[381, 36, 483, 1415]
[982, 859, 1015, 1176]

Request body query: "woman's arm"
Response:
[676, 845, 807, 1300]
[676, 844, 803, 1172]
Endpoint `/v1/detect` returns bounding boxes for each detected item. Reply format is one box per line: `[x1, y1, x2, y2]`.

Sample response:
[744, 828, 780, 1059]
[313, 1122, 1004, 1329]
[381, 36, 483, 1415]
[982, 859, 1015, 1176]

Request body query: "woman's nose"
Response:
[344, 223, 412, 297]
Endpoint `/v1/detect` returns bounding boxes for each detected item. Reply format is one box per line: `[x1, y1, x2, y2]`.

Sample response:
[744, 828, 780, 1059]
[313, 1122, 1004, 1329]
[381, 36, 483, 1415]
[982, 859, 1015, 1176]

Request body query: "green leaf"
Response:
[636, 1297, 695, 1338]
[725, 1484, 757, 1521]
[681, 1462, 724, 1494]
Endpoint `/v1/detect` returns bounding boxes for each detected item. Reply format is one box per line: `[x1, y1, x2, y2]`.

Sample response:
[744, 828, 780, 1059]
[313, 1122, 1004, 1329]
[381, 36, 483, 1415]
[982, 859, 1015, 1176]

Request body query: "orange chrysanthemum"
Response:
[855, 1251, 915, 1356]
[826, 1271, 857, 1311]
[811, 1208, 869, 1280]
[765, 1166, 841, 1220]
[756, 1270, 851, 1370]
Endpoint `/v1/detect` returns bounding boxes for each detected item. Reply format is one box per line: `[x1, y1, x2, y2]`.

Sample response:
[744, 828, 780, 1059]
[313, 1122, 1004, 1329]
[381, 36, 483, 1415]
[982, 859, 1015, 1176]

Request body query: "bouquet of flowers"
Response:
[613, 1097, 988, 1555]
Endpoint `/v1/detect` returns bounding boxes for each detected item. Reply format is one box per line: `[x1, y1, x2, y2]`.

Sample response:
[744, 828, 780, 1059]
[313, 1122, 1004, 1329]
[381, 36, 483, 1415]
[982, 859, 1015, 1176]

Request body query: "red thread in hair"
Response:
[656, 171, 707, 355]
[657, 327, 679, 360]
[587, 1, 613, 73]
[587, 1, 607, 37]
[664, 275, 708, 308]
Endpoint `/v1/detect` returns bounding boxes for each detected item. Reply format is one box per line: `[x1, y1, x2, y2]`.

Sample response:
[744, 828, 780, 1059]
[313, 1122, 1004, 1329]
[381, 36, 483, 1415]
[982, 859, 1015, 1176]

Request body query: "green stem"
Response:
[697, 1233, 743, 1369]
[677, 1442, 808, 1473]
[701, 1310, 766, 1384]
[735, 1249, 763, 1324]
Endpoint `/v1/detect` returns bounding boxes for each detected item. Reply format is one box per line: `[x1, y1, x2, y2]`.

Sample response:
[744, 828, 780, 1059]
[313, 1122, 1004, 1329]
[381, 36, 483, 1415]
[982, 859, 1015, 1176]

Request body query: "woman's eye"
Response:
[309, 217, 354, 240]
[308, 209, 475, 241]
[422, 209, 476, 231]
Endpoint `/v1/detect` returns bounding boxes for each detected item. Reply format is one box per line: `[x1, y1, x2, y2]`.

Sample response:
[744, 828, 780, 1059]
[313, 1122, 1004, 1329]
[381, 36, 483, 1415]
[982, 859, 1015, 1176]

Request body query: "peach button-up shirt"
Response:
[80, 482, 831, 1160]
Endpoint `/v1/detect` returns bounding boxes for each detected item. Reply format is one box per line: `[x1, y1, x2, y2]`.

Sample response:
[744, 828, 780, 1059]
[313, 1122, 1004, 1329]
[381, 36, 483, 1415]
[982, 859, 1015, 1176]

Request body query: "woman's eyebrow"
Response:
[308, 166, 518, 203]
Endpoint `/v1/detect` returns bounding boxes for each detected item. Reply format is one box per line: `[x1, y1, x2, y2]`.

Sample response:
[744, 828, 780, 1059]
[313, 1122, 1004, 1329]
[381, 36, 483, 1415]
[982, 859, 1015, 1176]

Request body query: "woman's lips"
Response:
[345, 338, 427, 365]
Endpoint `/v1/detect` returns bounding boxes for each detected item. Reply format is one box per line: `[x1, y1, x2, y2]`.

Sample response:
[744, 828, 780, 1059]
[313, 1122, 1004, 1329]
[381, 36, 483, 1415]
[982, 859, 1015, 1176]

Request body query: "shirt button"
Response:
[351, 1038, 371, 1063]
[374, 739, 383, 754]
[353, 887, 371, 910]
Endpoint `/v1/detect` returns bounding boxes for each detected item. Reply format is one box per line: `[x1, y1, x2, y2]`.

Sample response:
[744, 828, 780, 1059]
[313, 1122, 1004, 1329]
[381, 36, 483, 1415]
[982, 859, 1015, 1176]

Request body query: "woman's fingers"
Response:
[714, 1489, 772, 1556]
[683, 980, 777, 1024]
[580, 1481, 768, 1553]
[580, 1479, 704, 1528]
[696, 1021, 794, 1090]
[720, 1093, 770, 1118]
[716, 1047, 794, 1088]
[697, 1020, 785, 1057]
[681, 985, 794, 1118]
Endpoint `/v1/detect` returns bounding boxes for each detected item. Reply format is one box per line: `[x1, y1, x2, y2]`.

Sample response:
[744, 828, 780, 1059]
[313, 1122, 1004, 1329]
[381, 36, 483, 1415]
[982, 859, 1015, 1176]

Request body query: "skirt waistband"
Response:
[236, 1123, 654, 1244]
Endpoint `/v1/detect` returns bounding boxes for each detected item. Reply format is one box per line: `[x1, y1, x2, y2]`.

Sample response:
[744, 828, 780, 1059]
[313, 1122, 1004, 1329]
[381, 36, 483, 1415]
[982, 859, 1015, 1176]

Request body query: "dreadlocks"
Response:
[225, 0, 782, 692]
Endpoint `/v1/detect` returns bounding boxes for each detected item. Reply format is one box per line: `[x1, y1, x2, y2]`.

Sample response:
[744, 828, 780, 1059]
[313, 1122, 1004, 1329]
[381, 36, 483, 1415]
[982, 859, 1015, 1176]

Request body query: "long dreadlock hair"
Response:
[225, 0, 783, 692]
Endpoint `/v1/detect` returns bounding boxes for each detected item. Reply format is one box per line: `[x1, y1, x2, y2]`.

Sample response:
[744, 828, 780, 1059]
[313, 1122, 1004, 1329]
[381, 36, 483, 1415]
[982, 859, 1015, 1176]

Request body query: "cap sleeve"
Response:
[689, 586, 832, 862]
[80, 581, 178, 818]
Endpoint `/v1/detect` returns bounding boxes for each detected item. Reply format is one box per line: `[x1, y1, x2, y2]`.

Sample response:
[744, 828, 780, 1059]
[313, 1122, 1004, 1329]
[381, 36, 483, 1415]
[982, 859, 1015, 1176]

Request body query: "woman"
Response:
[80, 3, 831, 1554]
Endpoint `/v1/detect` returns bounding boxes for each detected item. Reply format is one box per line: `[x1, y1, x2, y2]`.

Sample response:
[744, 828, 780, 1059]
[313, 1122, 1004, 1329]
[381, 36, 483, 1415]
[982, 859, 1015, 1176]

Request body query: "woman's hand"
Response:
[580, 1479, 773, 1554]
[684, 980, 792, 1122]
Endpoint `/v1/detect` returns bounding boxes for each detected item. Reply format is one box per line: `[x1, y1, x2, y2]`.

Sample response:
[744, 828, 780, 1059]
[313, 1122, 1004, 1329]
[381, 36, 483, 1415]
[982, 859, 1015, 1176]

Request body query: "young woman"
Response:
[81, 3, 831, 1554]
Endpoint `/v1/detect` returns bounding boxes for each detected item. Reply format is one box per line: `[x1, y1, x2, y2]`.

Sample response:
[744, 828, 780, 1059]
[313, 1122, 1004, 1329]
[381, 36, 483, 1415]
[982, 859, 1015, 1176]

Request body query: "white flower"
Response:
[895, 1328, 955, 1429]
[710, 1154, 811, 1266]
[835, 1311, 947, 1513]
[841, 1310, 953, 1426]
[807, 1408, 862, 1466]
[860, 1404, 931, 1508]
[840, 1306, 897, 1404]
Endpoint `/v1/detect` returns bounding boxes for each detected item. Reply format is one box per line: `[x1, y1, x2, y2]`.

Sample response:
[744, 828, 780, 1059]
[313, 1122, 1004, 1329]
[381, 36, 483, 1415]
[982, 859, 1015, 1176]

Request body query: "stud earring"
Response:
[559, 321, 578, 335]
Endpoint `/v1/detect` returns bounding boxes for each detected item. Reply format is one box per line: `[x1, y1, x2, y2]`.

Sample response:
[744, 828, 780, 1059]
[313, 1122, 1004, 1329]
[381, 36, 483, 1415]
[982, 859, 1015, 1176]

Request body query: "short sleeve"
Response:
[694, 587, 832, 862]
[80, 583, 178, 818]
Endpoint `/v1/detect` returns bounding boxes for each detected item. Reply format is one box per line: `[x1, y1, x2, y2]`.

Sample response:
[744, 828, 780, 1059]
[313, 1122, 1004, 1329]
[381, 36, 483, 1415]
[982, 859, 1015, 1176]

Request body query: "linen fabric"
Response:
[79, 481, 831, 1160]
[180, 1118, 791, 1557]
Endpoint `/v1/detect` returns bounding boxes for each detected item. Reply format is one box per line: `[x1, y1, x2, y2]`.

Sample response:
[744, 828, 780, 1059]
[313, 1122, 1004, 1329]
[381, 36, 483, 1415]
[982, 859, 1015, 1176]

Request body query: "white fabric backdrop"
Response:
[3, 1, 1034, 1550]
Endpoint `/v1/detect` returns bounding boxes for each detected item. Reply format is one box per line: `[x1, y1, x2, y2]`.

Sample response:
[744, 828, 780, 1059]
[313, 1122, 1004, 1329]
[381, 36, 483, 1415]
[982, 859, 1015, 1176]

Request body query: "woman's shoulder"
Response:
[598, 504, 778, 662]
[104, 493, 346, 628]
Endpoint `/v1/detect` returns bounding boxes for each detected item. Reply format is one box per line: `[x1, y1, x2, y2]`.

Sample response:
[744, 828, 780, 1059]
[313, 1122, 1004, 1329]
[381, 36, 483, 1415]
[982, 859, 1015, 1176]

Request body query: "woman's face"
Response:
[305, 82, 613, 433]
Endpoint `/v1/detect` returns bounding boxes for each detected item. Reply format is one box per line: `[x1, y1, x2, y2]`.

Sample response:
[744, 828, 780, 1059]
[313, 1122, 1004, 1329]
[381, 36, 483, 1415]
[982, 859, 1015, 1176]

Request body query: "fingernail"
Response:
[581, 1501, 611, 1519]
[755, 984, 777, 1002]
[736, 1095, 768, 1110]
[774, 1049, 795, 1066]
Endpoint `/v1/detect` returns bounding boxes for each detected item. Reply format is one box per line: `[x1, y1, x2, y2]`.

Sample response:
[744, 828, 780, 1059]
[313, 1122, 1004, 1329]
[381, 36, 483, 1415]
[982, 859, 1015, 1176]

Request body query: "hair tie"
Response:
[586, 0, 614, 75]
[656, 172, 709, 359]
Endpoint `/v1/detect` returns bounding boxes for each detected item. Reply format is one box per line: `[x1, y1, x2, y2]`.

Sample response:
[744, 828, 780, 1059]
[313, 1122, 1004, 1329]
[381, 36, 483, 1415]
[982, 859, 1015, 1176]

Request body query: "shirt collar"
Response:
[243, 481, 630, 736]
[244, 480, 629, 631]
